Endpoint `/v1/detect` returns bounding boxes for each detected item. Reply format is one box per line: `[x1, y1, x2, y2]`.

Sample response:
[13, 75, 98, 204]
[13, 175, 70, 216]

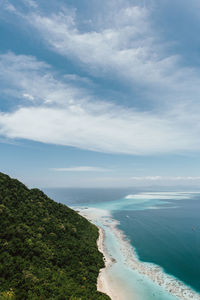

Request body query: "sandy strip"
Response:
[97, 227, 137, 300]
[96, 227, 118, 299]
[77, 207, 130, 299]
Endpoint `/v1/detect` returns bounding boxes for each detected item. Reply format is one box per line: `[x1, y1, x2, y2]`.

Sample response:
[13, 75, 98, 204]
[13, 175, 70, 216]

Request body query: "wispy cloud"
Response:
[15, 0, 200, 109]
[0, 51, 90, 106]
[1, 2, 200, 156]
[51, 166, 111, 172]
[26, 4, 175, 89]
[0, 52, 200, 155]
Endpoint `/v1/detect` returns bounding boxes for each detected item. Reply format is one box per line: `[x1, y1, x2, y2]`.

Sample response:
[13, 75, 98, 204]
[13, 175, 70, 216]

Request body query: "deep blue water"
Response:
[43, 188, 200, 294]
[43, 187, 133, 206]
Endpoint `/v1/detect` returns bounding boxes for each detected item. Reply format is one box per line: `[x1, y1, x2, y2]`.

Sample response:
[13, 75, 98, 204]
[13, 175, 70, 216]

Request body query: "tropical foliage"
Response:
[0, 172, 110, 300]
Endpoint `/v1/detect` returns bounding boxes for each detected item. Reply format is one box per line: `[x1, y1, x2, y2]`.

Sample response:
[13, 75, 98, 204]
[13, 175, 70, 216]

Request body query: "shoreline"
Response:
[77, 207, 200, 300]
[96, 226, 138, 300]
[79, 208, 126, 299]
[78, 207, 136, 300]
[96, 227, 117, 299]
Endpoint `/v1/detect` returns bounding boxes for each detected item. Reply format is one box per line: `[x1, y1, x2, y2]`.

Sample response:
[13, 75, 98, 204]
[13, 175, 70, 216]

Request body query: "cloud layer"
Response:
[1, 1, 200, 156]
[23, 0, 200, 106]
[0, 51, 200, 155]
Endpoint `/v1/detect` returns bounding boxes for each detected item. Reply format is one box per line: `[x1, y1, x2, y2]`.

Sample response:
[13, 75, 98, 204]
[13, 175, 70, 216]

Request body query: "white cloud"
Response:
[51, 166, 110, 172]
[0, 52, 200, 155]
[27, 7, 168, 85]
[0, 105, 189, 155]
[3, 0, 200, 110]
[4, 3, 16, 12]
[2, 2, 173, 91]
[0, 52, 91, 105]
[3, 2, 200, 109]
[23, 93, 35, 101]
[17, 1, 200, 109]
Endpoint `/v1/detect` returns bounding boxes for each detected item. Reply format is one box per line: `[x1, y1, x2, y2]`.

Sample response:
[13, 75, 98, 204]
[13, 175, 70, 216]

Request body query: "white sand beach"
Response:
[78, 208, 136, 300]
[97, 227, 124, 300]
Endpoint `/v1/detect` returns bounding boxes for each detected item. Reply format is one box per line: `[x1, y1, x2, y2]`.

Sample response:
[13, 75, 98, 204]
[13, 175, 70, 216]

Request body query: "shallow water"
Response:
[101, 220, 180, 300]
[111, 193, 200, 293]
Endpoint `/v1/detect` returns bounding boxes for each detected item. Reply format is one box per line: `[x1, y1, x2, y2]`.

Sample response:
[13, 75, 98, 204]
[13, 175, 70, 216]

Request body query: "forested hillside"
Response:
[0, 172, 110, 300]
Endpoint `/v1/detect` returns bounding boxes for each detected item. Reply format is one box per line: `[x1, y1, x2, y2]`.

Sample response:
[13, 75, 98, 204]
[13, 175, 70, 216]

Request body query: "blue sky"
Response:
[1, 0, 200, 188]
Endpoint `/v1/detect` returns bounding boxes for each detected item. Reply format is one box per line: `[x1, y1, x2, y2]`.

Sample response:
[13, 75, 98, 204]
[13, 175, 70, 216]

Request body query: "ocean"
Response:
[43, 188, 200, 299]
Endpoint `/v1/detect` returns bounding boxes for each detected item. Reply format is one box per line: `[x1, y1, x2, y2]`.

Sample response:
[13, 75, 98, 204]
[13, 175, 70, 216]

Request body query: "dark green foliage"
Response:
[0, 172, 110, 300]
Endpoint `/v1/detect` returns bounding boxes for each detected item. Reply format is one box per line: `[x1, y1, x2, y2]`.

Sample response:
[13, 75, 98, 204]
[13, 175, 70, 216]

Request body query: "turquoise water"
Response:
[44, 188, 200, 299]
[111, 193, 200, 293]
[98, 220, 179, 300]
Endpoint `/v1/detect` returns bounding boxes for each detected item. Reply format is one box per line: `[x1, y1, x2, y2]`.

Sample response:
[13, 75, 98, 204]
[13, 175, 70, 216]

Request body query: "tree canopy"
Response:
[0, 172, 110, 300]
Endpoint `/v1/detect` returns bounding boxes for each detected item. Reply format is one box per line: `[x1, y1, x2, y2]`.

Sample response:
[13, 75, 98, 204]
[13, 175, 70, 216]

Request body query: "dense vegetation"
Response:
[0, 172, 110, 300]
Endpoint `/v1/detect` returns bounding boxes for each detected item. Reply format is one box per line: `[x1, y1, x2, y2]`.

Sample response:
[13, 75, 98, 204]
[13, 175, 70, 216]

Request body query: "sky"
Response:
[1, 0, 200, 188]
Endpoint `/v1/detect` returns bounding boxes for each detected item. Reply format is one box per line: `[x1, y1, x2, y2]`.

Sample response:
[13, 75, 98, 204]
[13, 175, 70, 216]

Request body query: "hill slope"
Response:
[0, 172, 110, 300]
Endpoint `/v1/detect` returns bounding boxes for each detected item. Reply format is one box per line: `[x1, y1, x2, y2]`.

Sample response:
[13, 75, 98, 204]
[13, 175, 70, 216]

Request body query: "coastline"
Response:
[78, 207, 137, 300]
[96, 227, 118, 300]
[79, 208, 128, 299]
[96, 227, 139, 300]
[77, 207, 200, 300]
